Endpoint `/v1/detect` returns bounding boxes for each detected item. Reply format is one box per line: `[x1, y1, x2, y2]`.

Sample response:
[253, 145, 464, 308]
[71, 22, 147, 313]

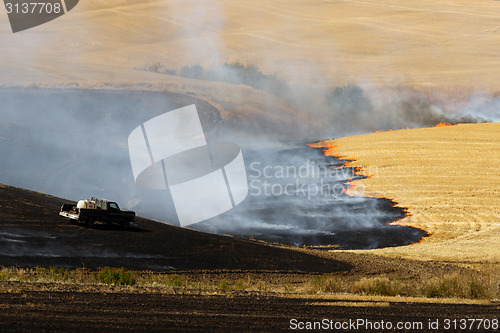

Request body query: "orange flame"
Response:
[370, 123, 458, 134]
[433, 122, 456, 128]
[342, 177, 354, 194]
[375, 126, 411, 133]
[320, 144, 370, 178]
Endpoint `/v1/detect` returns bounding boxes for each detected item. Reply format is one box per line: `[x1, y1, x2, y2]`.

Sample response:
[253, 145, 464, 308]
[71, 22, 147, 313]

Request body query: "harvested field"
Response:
[316, 123, 500, 263]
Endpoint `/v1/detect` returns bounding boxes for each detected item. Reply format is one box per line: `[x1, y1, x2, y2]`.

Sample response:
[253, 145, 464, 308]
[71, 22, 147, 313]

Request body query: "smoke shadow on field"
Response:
[193, 146, 429, 250]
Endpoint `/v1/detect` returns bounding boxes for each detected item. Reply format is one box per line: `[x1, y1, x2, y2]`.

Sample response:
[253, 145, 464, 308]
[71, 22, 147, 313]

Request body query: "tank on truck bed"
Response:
[59, 197, 135, 228]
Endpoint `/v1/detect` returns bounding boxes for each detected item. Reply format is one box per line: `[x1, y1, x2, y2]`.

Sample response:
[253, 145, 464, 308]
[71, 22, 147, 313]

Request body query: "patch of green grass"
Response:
[351, 277, 402, 297]
[30, 267, 95, 284]
[467, 275, 488, 299]
[233, 279, 249, 291]
[421, 273, 489, 299]
[98, 267, 136, 286]
[0, 273, 7, 281]
[145, 273, 189, 289]
[36, 267, 71, 281]
[167, 274, 186, 288]
[308, 274, 344, 293]
[219, 279, 230, 291]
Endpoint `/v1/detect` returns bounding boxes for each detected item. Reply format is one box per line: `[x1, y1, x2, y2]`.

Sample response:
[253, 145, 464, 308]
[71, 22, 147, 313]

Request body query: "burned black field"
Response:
[0, 184, 354, 272]
[1, 289, 498, 333]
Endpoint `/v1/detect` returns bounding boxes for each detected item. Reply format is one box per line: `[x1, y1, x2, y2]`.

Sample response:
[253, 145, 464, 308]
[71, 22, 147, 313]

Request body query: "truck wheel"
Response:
[121, 220, 131, 229]
[85, 217, 95, 227]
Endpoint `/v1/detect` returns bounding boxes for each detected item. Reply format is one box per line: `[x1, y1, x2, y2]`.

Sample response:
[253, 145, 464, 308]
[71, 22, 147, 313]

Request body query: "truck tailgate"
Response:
[59, 211, 79, 220]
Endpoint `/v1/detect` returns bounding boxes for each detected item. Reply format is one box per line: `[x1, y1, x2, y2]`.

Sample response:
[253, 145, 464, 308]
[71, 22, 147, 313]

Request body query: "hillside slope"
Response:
[0, 184, 351, 272]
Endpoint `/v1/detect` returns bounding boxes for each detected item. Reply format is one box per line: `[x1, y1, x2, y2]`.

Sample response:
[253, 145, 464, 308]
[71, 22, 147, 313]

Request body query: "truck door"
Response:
[107, 202, 121, 223]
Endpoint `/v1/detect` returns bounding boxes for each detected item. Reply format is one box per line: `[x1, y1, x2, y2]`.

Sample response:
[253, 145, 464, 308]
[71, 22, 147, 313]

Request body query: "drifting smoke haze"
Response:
[0, 1, 499, 249]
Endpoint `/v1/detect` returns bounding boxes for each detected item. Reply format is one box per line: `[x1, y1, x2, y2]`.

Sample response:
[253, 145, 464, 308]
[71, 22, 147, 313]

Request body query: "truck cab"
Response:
[60, 198, 135, 228]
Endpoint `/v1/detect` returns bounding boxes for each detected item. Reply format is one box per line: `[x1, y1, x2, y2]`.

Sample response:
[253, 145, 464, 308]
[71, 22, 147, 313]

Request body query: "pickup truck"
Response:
[59, 197, 135, 228]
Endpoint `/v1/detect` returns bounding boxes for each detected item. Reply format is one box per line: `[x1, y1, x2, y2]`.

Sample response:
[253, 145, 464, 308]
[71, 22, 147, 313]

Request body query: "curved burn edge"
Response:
[309, 140, 432, 245]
